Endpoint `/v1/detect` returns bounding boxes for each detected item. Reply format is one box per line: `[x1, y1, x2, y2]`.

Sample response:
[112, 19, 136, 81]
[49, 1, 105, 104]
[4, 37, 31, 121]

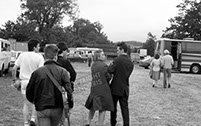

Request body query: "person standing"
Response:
[161, 49, 174, 88]
[26, 44, 72, 126]
[87, 51, 93, 67]
[85, 50, 114, 126]
[107, 42, 134, 126]
[56, 42, 77, 109]
[12, 39, 44, 126]
[149, 53, 162, 87]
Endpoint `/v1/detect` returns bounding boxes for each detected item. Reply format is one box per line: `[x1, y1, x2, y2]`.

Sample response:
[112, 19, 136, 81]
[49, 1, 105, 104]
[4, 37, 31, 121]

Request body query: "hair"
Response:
[117, 42, 128, 53]
[28, 39, 40, 51]
[44, 44, 58, 60]
[93, 50, 102, 61]
[154, 53, 160, 59]
[56, 42, 68, 55]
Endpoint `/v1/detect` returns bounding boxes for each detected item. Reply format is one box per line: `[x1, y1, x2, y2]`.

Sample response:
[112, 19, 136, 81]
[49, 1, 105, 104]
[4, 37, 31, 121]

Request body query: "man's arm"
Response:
[107, 60, 117, 74]
[65, 60, 77, 82]
[62, 70, 73, 94]
[12, 65, 19, 82]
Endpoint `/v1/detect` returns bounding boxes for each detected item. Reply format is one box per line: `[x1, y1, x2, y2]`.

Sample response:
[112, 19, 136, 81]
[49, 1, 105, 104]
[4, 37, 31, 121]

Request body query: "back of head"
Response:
[44, 44, 58, 60]
[93, 50, 102, 61]
[164, 49, 170, 55]
[154, 53, 160, 59]
[117, 42, 128, 53]
[28, 39, 40, 51]
[56, 42, 68, 55]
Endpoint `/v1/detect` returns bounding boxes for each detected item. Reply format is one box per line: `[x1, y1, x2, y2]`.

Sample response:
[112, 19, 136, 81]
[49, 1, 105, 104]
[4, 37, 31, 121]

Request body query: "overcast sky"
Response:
[0, 0, 183, 42]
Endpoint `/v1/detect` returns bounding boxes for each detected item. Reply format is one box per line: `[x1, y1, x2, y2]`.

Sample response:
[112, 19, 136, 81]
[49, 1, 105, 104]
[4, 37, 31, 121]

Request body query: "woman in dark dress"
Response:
[85, 50, 114, 126]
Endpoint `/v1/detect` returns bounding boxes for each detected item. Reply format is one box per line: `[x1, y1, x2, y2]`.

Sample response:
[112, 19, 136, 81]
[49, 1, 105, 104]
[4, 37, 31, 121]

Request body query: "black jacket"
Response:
[108, 54, 134, 96]
[26, 60, 71, 111]
[57, 56, 77, 82]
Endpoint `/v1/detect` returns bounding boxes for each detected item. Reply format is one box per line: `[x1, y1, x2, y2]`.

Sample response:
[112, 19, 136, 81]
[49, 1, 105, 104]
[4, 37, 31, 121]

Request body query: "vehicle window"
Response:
[182, 42, 201, 53]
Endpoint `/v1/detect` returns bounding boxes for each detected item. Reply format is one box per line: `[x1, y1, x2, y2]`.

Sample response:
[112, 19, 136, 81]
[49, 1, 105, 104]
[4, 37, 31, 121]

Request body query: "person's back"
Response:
[16, 52, 44, 80]
[109, 55, 133, 96]
[152, 59, 161, 71]
[162, 54, 174, 69]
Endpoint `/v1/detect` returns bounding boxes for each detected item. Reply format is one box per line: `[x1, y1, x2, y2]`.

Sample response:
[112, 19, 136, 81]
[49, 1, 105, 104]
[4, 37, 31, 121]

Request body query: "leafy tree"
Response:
[0, 19, 39, 41]
[143, 32, 156, 56]
[20, 0, 78, 43]
[162, 0, 201, 40]
[70, 18, 111, 45]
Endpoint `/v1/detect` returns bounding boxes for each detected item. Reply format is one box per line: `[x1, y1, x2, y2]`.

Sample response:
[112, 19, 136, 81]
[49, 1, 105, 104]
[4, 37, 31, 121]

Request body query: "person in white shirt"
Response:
[12, 39, 44, 126]
[150, 53, 162, 87]
[161, 49, 174, 88]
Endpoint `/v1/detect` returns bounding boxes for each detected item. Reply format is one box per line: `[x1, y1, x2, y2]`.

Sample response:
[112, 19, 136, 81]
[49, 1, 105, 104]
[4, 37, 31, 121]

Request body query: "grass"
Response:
[1, 62, 201, 126]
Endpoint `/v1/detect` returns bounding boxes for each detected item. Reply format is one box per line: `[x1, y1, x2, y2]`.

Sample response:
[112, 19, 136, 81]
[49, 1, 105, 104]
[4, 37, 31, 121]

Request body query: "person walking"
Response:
[56, 42, 77, 110]
[161, 49, 174, 88]
[26, 44, 72, 126]
[12, 39, 44, 126]
[149, 53, 162, 87]
[107, 42, 134, 126]
[85, 50, 114, 126]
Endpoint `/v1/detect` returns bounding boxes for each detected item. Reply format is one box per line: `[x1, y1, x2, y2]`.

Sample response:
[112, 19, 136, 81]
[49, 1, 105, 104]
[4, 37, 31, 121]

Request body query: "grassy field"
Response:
[1, 62, 201, 126]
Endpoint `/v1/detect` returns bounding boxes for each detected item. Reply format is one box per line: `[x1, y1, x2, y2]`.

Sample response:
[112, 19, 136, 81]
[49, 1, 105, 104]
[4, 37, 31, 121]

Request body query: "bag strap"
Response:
[43, 66, 64, 93]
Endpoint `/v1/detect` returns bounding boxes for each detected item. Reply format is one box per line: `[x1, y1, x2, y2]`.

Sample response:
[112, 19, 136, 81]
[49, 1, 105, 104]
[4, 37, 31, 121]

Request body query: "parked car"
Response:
[139, 56, 154, 69]
[67, 53, 88, 62]
[11, 51, 22, 67]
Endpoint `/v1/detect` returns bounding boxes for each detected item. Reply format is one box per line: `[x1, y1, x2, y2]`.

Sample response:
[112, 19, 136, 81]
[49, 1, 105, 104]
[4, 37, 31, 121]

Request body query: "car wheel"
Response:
[4, 63, 10, 74]
[190, 64, 200, 74]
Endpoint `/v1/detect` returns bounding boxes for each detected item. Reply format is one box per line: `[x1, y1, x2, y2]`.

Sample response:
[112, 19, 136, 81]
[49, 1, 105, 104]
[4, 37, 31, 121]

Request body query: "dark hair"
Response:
[28, 39, 40, 51]
[56, 42, 68, 55]
[44, 44, 58, 59]
[154, 53, 160, 59]
[117, 42, 128, 53]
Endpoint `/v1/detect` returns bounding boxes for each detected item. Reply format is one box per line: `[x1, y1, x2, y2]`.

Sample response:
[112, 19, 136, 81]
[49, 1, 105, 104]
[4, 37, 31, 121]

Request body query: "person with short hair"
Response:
[161, 49, 174, 88]
[85, 50, 114, 126]
[12, 39, 44, 126]
[26, 44, 72, 126]
[56, 42, 77, 109]
[107, 42, 134, 126]
[149, 53, 162, 87]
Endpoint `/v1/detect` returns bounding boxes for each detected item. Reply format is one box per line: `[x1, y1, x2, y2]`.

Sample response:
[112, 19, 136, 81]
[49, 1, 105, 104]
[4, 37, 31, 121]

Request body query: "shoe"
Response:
[168, 84, 171, 88]
[30, 121, 36, 126]
[152, 84, 157, 88]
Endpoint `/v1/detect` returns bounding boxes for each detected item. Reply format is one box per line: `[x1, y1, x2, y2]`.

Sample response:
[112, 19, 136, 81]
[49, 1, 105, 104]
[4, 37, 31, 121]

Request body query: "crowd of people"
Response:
[11, 39, 173, 126]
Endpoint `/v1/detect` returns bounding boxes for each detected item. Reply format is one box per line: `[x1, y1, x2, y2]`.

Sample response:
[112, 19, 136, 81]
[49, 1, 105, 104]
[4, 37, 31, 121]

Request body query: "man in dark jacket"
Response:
[26, 44, 72, 126]
[108, 42, 134, 126]
[57, 42, 77, 109]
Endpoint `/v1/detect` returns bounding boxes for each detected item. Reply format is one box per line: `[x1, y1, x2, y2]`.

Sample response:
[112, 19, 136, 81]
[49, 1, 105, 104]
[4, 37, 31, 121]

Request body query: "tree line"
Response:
[1, 0, 201, 55]
[0, 0, 112, 47]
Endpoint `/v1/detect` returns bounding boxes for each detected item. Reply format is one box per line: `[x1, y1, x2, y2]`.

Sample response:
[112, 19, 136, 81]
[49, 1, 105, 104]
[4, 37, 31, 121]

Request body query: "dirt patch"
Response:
[1, 62, 201, 126]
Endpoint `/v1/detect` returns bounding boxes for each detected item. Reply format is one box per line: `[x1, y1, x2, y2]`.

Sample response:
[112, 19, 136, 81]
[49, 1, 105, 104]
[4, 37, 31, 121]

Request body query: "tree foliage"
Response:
[162, 0, 201, 40]
[0, 1, 111, 46]
[143, 32, 156, 56]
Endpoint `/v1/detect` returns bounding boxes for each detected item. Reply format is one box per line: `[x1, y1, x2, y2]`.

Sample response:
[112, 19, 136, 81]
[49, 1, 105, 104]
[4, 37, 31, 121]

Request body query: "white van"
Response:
[0, 38, 11, 76]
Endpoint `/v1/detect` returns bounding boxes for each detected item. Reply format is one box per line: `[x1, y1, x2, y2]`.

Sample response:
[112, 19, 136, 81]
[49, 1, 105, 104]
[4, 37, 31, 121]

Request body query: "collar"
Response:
[44, 60, 60, 66]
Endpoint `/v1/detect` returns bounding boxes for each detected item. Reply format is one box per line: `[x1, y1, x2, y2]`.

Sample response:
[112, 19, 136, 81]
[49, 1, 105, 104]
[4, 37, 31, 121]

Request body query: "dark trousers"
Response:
[110, 94, 129, 126]
[68, 93, 74, 109]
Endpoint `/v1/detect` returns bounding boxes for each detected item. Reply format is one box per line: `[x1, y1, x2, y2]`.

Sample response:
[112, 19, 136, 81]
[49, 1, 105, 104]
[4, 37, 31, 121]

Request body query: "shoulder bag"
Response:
[43, 67, 71, 126]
